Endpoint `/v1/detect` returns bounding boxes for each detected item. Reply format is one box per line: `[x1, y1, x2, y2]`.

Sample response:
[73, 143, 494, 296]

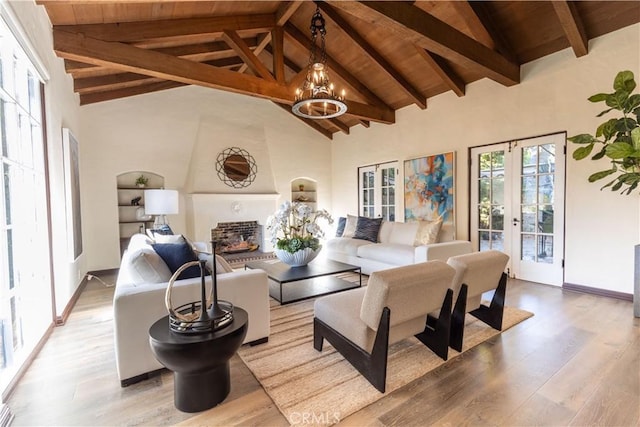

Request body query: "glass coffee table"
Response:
[245, 258, 362, 304]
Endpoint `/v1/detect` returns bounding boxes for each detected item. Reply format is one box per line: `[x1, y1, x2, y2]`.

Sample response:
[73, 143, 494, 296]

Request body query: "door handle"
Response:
[513, 218, 520, 226]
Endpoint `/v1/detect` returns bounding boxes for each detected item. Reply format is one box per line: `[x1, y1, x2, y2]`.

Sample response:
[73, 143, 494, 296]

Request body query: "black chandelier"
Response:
[292, 7, 347, 119]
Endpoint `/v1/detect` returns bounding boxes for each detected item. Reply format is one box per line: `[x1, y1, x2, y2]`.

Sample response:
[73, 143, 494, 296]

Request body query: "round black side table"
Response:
[149, 307, 248, 413]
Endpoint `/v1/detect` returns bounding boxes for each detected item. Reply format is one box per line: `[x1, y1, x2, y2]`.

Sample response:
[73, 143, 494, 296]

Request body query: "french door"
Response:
[470, 133, 565, 286]
[358, 161, 398, 221]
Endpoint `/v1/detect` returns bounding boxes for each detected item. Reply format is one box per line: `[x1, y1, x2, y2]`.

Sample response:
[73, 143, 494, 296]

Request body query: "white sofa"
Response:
[113, 234, 270, 386]
[325, 220, 472, 275]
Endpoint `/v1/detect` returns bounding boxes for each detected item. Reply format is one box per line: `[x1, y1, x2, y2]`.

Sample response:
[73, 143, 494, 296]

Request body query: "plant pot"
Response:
[274, 247, 321, 267]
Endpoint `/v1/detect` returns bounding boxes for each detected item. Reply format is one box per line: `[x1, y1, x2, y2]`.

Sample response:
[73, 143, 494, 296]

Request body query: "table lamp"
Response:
[144, 189, 179, 229]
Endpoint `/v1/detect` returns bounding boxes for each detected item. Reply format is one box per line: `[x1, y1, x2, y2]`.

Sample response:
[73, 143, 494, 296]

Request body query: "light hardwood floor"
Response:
[6, 273, 640, 426]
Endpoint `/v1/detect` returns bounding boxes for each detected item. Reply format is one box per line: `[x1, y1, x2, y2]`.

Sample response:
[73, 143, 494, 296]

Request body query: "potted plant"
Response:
[135, 174, 149, 188]
[568, 70, 640, 318]
[568, 70, 640, 194]
[266, 201, 333, 267]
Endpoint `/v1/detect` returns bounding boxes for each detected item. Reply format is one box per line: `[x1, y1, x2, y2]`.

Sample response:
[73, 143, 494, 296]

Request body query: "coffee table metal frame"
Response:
[245, 258, 362, 304]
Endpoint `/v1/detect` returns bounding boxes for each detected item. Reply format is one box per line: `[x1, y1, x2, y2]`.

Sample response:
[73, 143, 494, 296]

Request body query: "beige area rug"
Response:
[237, 274, 534, 426]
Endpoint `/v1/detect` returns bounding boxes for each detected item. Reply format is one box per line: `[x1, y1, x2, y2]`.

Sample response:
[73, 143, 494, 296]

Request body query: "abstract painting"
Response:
[404, 151, 455, 229]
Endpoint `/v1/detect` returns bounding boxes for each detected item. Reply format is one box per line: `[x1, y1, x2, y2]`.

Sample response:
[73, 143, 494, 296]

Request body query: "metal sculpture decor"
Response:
[165, 241, 233, 334]
[215, 147, 257, 188]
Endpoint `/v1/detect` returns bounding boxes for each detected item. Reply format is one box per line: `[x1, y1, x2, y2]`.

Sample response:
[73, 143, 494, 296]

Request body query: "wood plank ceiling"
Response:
[37, 1, 640, 139]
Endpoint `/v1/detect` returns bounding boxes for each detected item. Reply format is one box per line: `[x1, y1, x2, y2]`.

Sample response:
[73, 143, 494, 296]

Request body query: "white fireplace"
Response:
[187, 193, 280, 251]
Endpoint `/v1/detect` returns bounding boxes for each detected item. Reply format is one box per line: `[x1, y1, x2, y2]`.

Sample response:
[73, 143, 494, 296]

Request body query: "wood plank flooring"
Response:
[6, 273, 639, 426]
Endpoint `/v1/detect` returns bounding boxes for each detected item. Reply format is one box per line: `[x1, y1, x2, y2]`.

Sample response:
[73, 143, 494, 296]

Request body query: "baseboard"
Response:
[563, 282, 633, 302]
[56, 268, 119, 326]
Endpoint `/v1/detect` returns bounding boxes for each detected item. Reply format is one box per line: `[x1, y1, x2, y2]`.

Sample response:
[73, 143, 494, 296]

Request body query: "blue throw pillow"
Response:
[152, 242, 201, 280]
[335, 217, 346, 237]
[353, 216, 383, 243]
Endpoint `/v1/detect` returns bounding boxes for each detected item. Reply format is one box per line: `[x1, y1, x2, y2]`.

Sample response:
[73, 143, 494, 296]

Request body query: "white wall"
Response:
[80, 86, 331, 269]
[7, 1, 83, 315]
[332, 24, 640, 295]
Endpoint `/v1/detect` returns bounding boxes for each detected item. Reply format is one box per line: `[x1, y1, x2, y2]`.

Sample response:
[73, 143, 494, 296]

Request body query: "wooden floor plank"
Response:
[5, 275, 638, 427]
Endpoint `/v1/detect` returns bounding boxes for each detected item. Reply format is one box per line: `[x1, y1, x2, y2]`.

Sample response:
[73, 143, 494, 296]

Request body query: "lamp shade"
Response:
[144, 189, 179, 215]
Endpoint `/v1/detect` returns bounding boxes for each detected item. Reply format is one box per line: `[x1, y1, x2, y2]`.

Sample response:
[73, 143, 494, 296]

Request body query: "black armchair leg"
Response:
[469, 272, 507, 330]
[415, 289, 453, 360]
[313, 308, 390, 393]
[450, 284, 468, 352]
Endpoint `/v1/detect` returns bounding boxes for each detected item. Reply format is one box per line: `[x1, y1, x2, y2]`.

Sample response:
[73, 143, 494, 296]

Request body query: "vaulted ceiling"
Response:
[36, 1, 640, 139]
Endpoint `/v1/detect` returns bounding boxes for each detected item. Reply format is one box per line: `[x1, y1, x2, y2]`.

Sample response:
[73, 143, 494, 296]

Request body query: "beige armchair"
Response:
[446, 250, 510, 351]
[313, 261, 456, 393]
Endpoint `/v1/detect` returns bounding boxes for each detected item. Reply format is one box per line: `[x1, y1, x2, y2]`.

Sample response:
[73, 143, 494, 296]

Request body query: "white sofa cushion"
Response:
[378, 221, 393, 243]
[388, 222, 419, 246]
[357, 243, 415, 266]
[325, 237, 373, 256]
[124, 247, 172, 285]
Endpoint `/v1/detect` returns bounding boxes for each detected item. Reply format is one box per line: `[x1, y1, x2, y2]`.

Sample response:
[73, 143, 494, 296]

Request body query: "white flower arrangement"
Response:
[266, 201, 333, 254]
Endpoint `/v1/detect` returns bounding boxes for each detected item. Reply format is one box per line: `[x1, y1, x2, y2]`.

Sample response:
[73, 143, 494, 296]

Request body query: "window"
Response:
[0, 15, 51, 394]
[358, 161, 399, 221]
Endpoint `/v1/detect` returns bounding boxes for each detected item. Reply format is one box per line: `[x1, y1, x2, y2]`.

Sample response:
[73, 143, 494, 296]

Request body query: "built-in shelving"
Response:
[116, 171, 164, 255]
[291, 178, 317, 208]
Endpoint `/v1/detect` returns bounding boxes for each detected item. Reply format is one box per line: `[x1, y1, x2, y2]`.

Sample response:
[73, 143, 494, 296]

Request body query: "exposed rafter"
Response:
[222, 30, 275, 81]
[80, 81, 186, 106]
[271, 26, 286, 83]
[316, 1, 426, 109]
[551, 1, 589, 57]
[414, 47, 465, 97]
[330, 1, 520, 86]
[466, 1, 518, 63]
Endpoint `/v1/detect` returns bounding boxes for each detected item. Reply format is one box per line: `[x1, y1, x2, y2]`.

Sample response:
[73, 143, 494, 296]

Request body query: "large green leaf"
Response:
[625, 94, 640, 113]
[612, 180, 624, 191]
[614, 117, 637, 133]
[591, 146, 607, 160]
[588, 169, 616, 182]
[625, 181, 638, 194]
[596, 107, 614, 117]
[632, 127, 640, 150]
[568, 134, 597, 144]
[605, 142, 634, 159]
[588, 93, 609, 103]
[597, 118, 618, 140]
[613, 70, 636, 92]
[606, 91, 629, 110]
[573, 143, 594, 160]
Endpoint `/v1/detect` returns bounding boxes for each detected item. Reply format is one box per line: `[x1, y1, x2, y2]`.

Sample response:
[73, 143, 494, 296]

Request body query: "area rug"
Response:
[237, 276, 534, 426]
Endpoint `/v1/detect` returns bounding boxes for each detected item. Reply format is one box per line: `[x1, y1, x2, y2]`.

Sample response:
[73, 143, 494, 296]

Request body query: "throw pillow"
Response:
[151, 242, 201, 280]
[353, 216, 383, 243]
[125, 247, 173, 284]
[414, 219, 443, 246]
[342, 214, 358, 238]
[335, 217, 347, 237]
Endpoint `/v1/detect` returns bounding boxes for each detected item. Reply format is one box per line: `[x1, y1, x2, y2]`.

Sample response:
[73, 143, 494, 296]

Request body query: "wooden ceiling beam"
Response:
[74, 57, 244, 94]
[414, 47, 465, 97]
[80, 81, 186, 106]
[328, 118, 350, 135]
[359, 120, 370, 128]
[222, 30, 275, 81]
[54, 29, 393, 124]
[53, 14, 275, 43]
[53, 29, 292, 101]
[271, 27, 286, 83]
[276, 1, 304, 26]
[274, 102, 333, 139]
[330, 1, 520, 86]
[316, 1, 426, 109]
[65, 38, 258, 78]
[450, 1, 495, 49]
[284, 23, 390, 109]
[551, 1, 589, 57]
[466, 1, 518, 63]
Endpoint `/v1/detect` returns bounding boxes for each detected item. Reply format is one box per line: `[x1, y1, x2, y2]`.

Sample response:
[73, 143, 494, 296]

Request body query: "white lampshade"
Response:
[144, 189, 179, 215]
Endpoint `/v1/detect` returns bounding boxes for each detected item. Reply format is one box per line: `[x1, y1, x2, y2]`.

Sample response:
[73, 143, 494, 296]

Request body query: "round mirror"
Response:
[216, 147, 257, 188]
[223, 154, 250, 181]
